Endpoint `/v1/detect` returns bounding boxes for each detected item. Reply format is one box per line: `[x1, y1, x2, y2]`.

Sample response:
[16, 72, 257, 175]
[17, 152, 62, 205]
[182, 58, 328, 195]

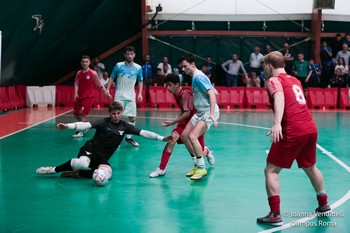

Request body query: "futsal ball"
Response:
[92, 169, 109, 186]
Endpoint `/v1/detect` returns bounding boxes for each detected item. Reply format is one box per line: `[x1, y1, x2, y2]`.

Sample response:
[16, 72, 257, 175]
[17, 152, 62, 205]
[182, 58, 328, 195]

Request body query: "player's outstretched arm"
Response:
[139, 130, 171, 142]
[56, 122, 92, 131]
[161, 110, 191, 127]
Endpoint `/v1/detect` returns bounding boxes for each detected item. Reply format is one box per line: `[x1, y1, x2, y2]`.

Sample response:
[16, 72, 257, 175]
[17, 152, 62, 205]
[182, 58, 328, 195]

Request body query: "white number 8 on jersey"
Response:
[292, 84, 306, 105]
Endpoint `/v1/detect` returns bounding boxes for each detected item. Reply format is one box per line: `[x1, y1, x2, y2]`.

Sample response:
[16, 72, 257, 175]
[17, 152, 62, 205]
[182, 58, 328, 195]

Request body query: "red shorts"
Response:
[173, 120, 204, 150]
[73, 97, 94, 116]
[267, 133, 317, 169]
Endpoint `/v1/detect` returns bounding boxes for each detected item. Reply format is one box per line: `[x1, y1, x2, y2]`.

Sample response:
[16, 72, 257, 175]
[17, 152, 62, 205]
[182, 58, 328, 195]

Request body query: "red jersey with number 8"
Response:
[266, 73, 317, 138]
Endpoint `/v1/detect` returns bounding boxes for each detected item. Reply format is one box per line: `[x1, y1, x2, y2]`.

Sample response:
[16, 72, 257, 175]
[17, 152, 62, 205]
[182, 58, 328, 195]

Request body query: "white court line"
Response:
[0, 110, 72, 140]
[258, 190, 350, 233]
[317, 144, 350, 173]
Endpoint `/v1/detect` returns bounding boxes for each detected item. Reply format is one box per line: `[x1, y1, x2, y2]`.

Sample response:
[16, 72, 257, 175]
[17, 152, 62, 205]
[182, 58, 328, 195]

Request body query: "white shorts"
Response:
[191, 104, 219, 130]
[115, 99, 137, 117]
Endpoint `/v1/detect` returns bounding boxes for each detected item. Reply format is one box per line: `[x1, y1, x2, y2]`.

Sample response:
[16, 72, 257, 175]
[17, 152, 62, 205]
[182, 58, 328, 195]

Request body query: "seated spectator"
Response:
[201, 64, 207, 72]
[157, 56, 172, 76]
[100, 71, 110, 87]
[172, 68, 183, 85]
[155, 68, 166, 87]
[92, 57, 105, 81]
[329, 68, 347, 88]
[246, 72, 261, 87]
[334, 57, 349, 76]
[306, 59, 321, 88]
[202, 57, 216, 82]
[205, 70, 215, 86]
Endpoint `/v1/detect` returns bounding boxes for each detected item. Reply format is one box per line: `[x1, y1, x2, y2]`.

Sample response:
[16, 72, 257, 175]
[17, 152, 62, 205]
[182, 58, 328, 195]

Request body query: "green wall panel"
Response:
[0, 0, 141, 86]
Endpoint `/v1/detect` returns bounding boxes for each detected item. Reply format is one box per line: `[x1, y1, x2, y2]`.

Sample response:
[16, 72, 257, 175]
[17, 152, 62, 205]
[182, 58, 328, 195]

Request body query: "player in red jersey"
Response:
[72, 55, 111, 138]
[149, 73, 214, 178]
[257, 51, 330, 226]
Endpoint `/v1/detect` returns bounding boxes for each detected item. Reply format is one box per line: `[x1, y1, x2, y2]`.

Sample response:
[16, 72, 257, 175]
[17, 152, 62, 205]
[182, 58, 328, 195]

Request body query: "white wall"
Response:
[147, 0, 350, 21]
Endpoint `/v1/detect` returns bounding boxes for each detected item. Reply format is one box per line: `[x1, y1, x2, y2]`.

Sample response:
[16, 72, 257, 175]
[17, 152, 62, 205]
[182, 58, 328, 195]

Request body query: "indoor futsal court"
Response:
[0, 107, 349, 233]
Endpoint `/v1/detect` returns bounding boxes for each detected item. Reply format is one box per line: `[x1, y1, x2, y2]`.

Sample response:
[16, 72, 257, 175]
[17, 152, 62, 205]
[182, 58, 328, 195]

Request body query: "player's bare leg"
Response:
[302, 165, 331, 214]
[257, 163, 283, 226]
[182, 121, 207, 180]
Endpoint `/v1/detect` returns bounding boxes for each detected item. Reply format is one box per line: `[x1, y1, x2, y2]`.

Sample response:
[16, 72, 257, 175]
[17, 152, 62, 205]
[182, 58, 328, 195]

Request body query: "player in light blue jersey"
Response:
[178, 53, 220, 180]
[107, 46, 143, 147]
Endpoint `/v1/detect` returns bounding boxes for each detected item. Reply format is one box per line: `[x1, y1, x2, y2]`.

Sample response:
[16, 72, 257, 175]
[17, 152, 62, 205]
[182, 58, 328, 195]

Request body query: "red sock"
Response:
[317, 193, 328, 206]
[268, 195, 280, 214]
[159, 150, 171, 170]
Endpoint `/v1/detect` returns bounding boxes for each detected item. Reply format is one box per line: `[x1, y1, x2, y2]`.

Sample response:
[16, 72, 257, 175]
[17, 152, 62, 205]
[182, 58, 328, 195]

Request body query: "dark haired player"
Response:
[72, 55, 111, 138]
[178, 53, 220, 180]
[149, 73, 215, 178]
[107, 46, 143, 147]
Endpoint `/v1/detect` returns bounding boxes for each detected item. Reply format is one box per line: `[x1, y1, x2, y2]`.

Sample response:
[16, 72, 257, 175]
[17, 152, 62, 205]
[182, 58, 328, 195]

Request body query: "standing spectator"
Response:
[246, 72, 261, 87]
[281, 42, 294, 75]
[331, 33, 344, 58]
[221, 53, 248, 87]
[249, 46, 264, 87]
[142, 54, 155, 102]
[320, 41, 333, 88]
[157, 56, 172, 76]
[92, 57, 105, 81]
[292, 52, 310, 90]
[72, 55, 111, 138]
[264, 45, 272, 56]
[335, 44, 350, 67]
[257, 51, 330, 226]
[344, 32, 350, 50]
[329, 68, 347, 88]
[306, 59, 321, 88]
[107, 46, 143, 147]
[249, 46, 264, 75]
[142, 54, 155, 86]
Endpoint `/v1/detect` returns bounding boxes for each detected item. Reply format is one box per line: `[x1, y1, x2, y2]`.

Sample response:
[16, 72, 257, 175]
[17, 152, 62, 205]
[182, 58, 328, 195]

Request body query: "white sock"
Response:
[196, 157, 205, 168]
[317, 190, 326, 196]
